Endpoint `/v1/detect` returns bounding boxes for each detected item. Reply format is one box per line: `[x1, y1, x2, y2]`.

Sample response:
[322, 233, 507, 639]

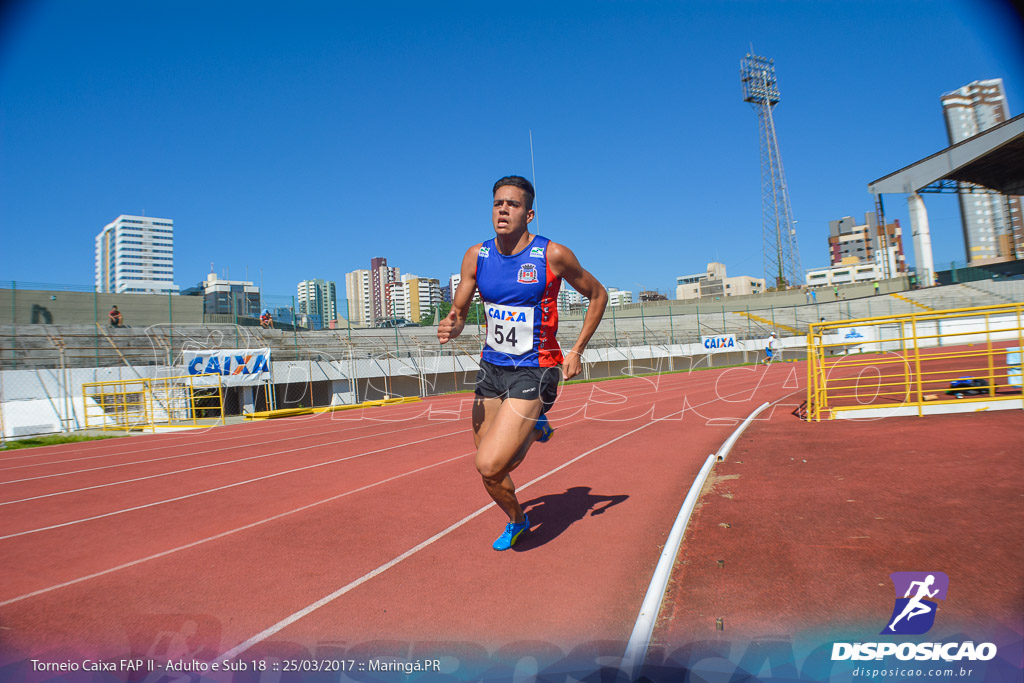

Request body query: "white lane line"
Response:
[0, 430, 462, 540]
[1, 369, 784, 612]
[218, 371, 791, 659]
[0, 451, 472, 607]
[217, 416, 666, 661]
[0, 378, 647, 477]
[0, 418, 454, 489]
[0, 405, 458, 473]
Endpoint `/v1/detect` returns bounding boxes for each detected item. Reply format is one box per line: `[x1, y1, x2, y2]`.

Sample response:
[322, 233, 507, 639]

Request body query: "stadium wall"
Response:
[1, 288, 204, 326]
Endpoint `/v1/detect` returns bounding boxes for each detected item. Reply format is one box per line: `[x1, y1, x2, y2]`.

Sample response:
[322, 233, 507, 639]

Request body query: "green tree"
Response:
[421, 300, 486, 326]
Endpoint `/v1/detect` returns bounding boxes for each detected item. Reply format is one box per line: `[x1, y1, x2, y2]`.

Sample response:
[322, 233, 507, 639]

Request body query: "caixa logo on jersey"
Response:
[488, 306, 528, 323]
[831, 572, 997, 662]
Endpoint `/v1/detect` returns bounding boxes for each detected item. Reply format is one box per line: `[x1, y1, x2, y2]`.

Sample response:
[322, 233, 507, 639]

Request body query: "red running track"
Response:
[0, 362, 803, 679]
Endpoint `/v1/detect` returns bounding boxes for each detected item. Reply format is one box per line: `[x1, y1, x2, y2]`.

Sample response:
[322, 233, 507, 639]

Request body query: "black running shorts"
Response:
[474, 359, 561, 415]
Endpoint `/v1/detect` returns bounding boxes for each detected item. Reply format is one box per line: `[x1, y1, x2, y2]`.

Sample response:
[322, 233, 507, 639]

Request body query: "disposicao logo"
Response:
[844, 328, 865, 339]
[831, 572, 997, 662]
[882, 572, 947, 635]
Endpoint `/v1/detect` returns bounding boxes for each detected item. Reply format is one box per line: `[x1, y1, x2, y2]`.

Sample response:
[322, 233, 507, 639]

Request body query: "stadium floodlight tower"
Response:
[741, 52, 803, 289]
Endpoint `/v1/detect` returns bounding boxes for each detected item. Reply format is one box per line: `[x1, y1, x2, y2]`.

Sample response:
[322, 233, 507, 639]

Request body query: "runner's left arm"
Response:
[548, 242, 607, 380]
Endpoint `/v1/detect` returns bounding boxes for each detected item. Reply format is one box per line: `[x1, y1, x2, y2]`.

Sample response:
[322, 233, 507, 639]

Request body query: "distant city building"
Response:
[385, 275, 443, 323]
[607, 288, 633, 308]
[94, 214, 179, 294]
[676, 262, 765, 300]
[941, 78, 1023, 262]
[345, 269, 372, 326]
[806, 246, 900, 287]
[828, 213, 906, 275]
[187, 272, 260, 318]
[638, 290, 667, 302]
[557, 280, 586, 313]
[297, 279, 338, 325]
[296, 312, 323, 331]
[370, 257, 400, 323]
[449, 274, 482, 305]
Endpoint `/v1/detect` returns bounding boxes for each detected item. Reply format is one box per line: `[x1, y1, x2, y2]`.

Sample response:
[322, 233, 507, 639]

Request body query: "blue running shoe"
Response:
[535, 414, 555, 443]
[492, 515, 530, 551]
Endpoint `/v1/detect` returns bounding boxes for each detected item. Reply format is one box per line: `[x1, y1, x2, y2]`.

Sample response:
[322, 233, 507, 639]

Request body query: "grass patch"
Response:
[1, 433, 126, 451]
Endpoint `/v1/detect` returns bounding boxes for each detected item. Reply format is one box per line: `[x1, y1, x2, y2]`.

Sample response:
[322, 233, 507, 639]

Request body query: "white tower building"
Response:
[94, 215, 179, 294]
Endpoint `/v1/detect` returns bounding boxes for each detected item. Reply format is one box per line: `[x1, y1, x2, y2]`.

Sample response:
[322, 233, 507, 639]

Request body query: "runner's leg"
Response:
[473, 396, 543, 523]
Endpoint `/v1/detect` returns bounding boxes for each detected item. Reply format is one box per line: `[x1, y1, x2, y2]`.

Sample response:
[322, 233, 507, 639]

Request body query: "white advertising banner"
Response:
[182, 348, 272, 386]
[837, 326, 877, 353]
[700, 334, 739, 353]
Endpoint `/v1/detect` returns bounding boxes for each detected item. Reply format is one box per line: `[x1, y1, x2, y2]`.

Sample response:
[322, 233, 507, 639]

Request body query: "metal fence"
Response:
[3, 278, 1021, 441]
[806, 302, 1024, 421]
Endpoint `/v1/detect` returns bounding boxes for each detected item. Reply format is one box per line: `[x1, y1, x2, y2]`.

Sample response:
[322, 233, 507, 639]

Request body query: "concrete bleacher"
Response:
[2, 282, 1020, 372]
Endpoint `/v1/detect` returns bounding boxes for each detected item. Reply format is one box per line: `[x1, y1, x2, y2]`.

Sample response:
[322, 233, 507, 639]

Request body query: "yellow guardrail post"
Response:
[985, 313, 995, 397]
[806, 330, 813, 422]
[911, 314, 924, 417]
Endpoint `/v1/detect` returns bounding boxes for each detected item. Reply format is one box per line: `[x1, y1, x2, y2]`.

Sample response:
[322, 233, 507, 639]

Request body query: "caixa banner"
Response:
[701, 334, 738, 352]
[182, 348, 271, 386]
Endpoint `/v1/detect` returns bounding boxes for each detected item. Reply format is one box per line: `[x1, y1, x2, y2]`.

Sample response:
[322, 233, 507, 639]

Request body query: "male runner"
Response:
[762, 332, 778, 365]
[438, 176, 607, 551]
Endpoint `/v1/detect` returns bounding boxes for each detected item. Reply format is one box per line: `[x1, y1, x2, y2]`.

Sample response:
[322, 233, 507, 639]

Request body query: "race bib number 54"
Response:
[485, 302, 534, 356]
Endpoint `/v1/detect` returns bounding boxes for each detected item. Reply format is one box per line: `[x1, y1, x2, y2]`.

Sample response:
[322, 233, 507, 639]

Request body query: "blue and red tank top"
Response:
[475, 234, 563, 368]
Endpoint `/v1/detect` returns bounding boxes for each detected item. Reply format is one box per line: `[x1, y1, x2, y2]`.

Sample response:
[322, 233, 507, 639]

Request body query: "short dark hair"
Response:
[492, 175, 535, 210]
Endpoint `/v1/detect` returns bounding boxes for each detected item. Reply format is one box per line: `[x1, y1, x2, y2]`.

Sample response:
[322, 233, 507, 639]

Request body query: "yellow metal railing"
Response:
[806, 302, 1024, 421]
[888, 291, 934, 311]
[734, 310, 802, 336]
[83, 373, 225, 432]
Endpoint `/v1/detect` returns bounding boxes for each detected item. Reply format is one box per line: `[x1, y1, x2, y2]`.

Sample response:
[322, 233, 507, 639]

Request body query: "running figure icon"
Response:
[888, 574, 939, 631]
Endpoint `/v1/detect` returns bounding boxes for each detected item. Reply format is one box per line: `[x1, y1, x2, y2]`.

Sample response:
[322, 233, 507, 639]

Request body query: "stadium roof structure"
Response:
[868, 113, 1024, 197]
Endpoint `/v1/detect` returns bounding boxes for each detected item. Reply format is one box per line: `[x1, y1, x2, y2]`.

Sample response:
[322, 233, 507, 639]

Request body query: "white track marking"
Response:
[218, 416, 667, 660]
[0, 451, 472, 607]
[0, 377, 658, 476]
[219, 372, 786, 659]
[0, 430, 462, 540]
[0, 374, 704, 492]
[0, 418, 457, 487]
[1, 368, 788, 618]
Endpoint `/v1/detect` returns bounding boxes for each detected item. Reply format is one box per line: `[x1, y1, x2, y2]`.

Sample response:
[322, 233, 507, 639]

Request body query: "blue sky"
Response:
[1, 0, 1022, 300]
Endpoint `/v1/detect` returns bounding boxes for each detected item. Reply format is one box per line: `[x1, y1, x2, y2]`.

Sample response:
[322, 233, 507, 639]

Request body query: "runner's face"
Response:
[492, 186, 534, 236]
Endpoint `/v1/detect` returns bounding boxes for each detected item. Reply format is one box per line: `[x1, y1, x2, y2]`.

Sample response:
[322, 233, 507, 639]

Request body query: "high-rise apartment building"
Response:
[828, 213, 906, 275]
[94, 215, 179, 294]
[297, 279, 338, 325]
[345, 269, 372, 326]
[370, 257, 400, 323]
[941, 79, 1023, 262]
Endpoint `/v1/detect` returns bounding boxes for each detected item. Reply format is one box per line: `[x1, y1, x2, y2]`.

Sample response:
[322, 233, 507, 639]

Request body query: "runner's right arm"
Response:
[437, 244, 481, 344]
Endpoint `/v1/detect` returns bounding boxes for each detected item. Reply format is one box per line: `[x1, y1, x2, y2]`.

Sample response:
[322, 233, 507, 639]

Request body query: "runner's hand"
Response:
[562, 350, 582, 381]
[437, 309, 465, 344]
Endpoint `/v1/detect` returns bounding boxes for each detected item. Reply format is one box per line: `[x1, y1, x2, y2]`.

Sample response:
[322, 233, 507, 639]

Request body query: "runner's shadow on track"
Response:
[516, 486, 628, 551]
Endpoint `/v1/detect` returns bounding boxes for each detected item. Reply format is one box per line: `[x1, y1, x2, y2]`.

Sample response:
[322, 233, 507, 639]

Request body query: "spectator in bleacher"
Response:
[108, 305, 123, 327]
[874, 281, 880, 295]
[260, 309, 274, 329]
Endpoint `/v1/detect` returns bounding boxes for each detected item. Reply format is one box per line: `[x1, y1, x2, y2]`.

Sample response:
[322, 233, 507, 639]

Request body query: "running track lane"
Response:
[650, 406, 1024, 681]
[0, 363, 804, 677]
